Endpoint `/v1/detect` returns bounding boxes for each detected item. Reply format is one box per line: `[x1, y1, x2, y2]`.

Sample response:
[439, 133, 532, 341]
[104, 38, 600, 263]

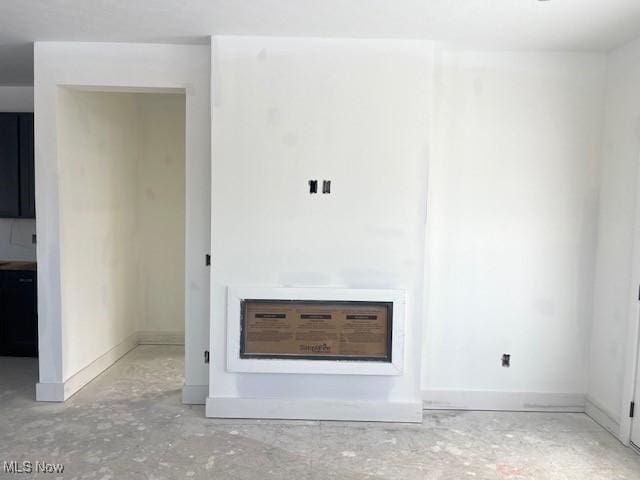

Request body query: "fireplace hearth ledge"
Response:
[205, 396, 423, 423]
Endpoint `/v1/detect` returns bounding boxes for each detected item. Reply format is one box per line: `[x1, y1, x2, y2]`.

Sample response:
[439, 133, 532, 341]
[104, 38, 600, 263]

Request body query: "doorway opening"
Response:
[55, 88, 186, 394]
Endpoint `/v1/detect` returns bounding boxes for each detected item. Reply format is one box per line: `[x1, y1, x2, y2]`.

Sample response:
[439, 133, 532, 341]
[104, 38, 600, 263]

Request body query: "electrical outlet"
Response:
[501, 353, 511, 367]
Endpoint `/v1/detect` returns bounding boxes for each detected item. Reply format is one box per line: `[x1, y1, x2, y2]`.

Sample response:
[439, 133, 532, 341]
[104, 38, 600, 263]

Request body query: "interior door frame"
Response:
[55, 85, 189, 399]
[34, 43, 211, 403]
[620, 154, 640, 446]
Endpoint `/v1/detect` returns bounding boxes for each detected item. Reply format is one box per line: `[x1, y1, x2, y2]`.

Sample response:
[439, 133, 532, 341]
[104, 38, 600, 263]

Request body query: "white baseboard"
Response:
[35, 382, 65, 402]
[584, 395, 621, 440]
[182, 384, 208, 405]
[36, 332, 139, 402]
[138, 330, 184, 345]
[36, 330, 185, 402]
[422, 390, 585, 412]
[206, 397, 423, 423]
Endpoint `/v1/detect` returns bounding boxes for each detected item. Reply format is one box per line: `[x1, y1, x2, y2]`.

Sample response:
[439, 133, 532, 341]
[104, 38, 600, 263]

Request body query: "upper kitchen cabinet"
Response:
[0, 113, 34, 218]
[0, 114, 19, 217]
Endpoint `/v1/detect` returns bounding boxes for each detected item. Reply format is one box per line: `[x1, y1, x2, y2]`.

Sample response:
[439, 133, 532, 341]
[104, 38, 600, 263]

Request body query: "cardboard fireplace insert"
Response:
[240, 299, 393, 362]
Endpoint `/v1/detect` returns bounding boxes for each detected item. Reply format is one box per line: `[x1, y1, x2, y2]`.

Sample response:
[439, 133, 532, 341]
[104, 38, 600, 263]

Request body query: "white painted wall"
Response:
[0, 86, 36, 262]
[209, 36, 433, 416]
[55, 90, 186, 379]
[208, 38, 611, 417]
[31, 38, 623, 416]
[57, 90, 140, 378]
[135, 94, 185, 337]
[34, 42, 210, 400]
[424, 50, 606, 405]
[588, 36, 640, 441]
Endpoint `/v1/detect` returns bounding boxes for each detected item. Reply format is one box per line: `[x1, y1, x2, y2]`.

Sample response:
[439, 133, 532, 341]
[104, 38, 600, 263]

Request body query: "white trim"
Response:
[422, 390, 585, 412]
[182, 384, 208, 405]
[619, 152, 640, 446]
[36, 332, 138, 402]
[34, 382, 64, 402]
[61, 85, 185, 94]
[225, 286, 406, 376]
[36, 331, 188, 402]
[138, 330, 185, 345]
[585, 395, 622, 440]
[206, 397, 423, 423]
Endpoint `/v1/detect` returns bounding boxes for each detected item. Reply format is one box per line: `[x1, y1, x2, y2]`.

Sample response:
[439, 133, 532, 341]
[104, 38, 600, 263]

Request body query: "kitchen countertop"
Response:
[0, 261, 37, 271]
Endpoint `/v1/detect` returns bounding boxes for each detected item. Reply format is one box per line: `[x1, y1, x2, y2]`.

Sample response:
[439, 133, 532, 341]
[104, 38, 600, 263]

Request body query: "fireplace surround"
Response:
[206, 285, 421, 422]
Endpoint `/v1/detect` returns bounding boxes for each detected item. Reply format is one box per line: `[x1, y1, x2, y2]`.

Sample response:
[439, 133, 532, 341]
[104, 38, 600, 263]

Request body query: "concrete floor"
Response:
[1, 346, 640, 479]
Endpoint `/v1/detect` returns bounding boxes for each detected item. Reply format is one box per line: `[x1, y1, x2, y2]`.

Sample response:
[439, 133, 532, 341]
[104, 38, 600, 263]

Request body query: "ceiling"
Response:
[2, 0, 640, 85]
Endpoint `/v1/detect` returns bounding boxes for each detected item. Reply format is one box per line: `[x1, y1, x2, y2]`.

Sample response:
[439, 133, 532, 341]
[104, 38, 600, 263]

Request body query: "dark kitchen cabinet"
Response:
[0, 269, 38, 357]
[18, 114, 35, 218]
[0, 114, 20, 217]
[0, 113, 35, 218]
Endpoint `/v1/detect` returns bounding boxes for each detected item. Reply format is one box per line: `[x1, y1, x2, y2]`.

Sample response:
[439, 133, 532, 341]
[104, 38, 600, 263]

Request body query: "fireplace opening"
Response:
[239, 299, 393, 362]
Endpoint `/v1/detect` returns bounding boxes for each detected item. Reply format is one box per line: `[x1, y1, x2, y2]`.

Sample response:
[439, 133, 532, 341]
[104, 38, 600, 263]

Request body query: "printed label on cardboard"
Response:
[240, 300, 392, 361]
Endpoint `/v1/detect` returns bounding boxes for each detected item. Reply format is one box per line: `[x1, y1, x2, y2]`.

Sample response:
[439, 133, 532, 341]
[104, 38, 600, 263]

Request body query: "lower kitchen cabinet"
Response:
[0, 269, 38, 357]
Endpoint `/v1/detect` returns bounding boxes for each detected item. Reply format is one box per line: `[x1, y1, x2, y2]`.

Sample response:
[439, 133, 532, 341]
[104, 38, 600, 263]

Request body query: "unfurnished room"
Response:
[2, 1, 640, 479]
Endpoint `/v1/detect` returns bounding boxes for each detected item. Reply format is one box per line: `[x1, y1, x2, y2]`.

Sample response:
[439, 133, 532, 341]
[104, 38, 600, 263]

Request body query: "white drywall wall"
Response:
[588, 36, 640, 437]
[34, 42, 210, 399]
[423, 50, 606, 402]
[209, 36, 432, 414]
[0, 86, 36, 261]
[32, 38, 621, 414]
[57, 90, 140, 378]
[135, 94, 185, 336]
[56, 90, 185, 379]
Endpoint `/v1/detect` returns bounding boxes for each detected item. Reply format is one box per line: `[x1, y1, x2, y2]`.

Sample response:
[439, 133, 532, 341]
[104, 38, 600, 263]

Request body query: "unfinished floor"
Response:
[1, 346, 639, 479]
